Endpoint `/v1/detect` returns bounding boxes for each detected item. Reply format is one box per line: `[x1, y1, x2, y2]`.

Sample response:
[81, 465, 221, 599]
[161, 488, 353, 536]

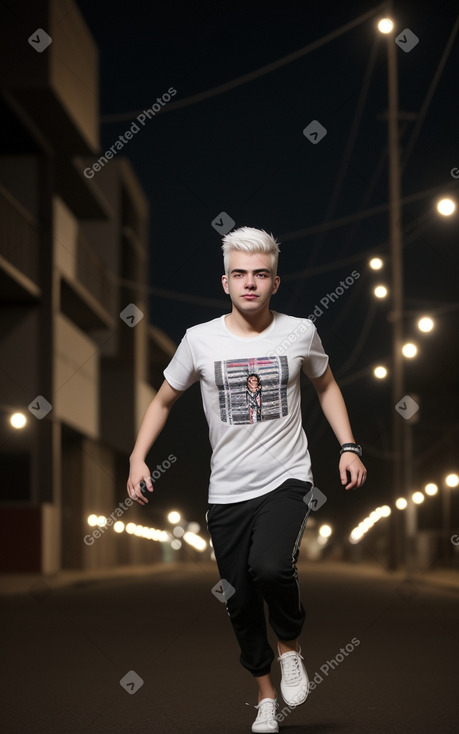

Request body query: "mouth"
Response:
[242, 295, 258, 300]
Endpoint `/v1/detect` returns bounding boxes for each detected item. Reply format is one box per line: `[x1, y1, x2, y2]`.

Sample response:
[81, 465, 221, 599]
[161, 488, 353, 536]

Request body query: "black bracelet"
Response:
[340, 443, 362, 457]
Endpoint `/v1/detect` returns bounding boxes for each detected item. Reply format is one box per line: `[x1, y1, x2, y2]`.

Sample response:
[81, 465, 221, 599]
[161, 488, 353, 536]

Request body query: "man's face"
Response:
[247, 375, 259, 392]
[221, 251, 280, 313]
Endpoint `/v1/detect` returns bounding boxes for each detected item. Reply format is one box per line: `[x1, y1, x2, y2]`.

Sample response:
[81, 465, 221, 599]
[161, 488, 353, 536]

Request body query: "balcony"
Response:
[60, 233, 116, 331]
[0, 0, 99, 155]
[0, 184, 40, 301]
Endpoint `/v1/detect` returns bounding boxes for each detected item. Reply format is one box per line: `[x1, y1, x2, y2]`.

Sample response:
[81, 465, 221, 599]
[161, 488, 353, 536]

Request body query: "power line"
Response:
[307, 36, 380, 266]
[114, 276, 228, 309]
[281, 206, 434, 284]
[285, 10, 458, 289]
[99, 3, 387, 124]
[277, 181, 454, 248]
[288, 35, 380, 307]
[401, 14, 459, 174]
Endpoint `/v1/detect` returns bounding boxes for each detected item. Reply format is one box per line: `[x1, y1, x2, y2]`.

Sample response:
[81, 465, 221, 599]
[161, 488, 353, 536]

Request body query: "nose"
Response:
[245, 274, 256, 289]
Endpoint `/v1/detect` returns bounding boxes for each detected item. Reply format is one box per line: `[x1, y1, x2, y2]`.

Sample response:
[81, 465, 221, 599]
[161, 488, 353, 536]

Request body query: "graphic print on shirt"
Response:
[214, 356, 289, 424]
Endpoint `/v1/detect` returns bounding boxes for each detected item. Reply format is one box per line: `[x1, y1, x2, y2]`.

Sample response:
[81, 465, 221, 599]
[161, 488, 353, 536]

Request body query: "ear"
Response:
[221, 274, 229, 294]
[272, 275, 280, 294]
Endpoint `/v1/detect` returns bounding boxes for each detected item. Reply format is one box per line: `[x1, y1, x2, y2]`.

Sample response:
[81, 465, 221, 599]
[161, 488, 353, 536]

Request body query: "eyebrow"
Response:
[230, 268, 271, 274]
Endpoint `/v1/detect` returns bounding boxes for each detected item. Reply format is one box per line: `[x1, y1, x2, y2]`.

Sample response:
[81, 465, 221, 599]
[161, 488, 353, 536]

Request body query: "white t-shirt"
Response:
[163, 310, 329, 504]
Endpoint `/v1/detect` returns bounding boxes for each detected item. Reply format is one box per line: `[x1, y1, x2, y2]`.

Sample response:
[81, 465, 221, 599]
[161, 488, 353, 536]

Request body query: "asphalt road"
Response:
[1, 560, 458, 733]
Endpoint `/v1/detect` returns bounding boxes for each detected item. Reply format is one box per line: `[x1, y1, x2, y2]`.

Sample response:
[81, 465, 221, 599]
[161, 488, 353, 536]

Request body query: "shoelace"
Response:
[278, 650, 304, 685]
[254, 698, 279, 718]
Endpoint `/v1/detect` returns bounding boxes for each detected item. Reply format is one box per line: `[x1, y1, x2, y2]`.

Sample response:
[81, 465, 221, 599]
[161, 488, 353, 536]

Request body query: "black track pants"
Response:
[206, 478, 312, 677]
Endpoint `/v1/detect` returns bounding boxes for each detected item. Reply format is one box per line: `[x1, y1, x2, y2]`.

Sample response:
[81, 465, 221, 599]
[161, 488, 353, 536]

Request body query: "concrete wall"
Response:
[54, 313, 99, 438]
[54, 196, 79, 280]
[49, 0, 99, 152]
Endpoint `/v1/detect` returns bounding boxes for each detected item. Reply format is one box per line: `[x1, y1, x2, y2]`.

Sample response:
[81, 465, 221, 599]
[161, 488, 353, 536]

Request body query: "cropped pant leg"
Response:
[206, 478, 311, 677]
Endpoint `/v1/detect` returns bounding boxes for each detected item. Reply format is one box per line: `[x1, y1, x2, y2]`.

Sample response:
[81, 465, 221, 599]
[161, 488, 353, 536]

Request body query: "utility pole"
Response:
[386, 5, 405, 571]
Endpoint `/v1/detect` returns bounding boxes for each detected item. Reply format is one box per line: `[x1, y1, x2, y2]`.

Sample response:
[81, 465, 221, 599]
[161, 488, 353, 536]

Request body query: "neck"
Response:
[226, 307, 273, 335]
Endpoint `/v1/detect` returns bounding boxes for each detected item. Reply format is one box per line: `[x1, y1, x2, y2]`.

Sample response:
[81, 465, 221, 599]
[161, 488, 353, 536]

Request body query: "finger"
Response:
[353, 471, 366, 488]
[340, 467, 352, 489]
[142, 477, 154, 493]
[128, 483, 143, 504]
[345, 468, 359, 490]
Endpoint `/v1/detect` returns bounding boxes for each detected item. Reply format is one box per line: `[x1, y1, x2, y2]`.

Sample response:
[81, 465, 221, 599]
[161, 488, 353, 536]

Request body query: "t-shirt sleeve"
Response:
[163, 333, 200, 391]
[302, 325, 329, 379]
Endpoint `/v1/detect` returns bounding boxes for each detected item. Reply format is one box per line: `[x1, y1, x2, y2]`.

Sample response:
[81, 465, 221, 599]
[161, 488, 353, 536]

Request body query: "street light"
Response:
[374, 365, 388, 379]
[378, 18, 394, 33]
[10, 412, 27, 429]
[369, 257, 384, 270]
[402, 342, 417, 358]
[374, 285, 388, 298]
[436, 198, 456, 216]
[417, 316, 434, 332]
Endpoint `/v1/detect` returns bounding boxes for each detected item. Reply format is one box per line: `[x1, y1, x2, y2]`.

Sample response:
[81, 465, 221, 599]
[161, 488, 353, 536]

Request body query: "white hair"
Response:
[221, 226, 280, 277]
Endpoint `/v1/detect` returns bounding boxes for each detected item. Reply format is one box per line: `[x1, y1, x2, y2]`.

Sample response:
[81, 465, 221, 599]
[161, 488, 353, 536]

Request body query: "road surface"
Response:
[1, 560, 457, 733]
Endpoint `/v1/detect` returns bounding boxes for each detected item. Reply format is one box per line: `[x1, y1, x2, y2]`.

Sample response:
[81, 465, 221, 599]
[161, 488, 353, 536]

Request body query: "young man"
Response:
[127, 227, 367, 733]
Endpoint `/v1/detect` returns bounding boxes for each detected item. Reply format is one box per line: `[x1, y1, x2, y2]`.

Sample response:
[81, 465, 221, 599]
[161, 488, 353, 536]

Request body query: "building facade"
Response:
[0, 0, 176, 573]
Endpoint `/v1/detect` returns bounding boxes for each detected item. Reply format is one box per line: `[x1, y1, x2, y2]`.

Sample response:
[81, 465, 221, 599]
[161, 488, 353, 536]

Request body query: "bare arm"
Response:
[127, 379, 184, 503]
[308, 365, 367, 490]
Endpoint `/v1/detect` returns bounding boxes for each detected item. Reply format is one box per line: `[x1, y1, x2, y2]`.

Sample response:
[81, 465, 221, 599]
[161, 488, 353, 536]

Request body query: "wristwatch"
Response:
[340, 443, 363, 457]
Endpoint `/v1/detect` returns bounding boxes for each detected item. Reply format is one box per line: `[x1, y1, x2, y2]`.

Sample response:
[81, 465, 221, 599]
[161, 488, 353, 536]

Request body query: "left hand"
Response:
[339, 453, 367, 490]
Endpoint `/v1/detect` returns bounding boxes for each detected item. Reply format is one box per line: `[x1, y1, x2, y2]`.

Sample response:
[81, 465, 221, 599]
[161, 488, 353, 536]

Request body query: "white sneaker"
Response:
[277, 644, 309, 707]
[251, 695, 279, 733]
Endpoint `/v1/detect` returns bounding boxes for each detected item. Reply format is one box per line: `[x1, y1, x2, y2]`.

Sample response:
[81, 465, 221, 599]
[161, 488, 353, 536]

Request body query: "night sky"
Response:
[75, 0, 459, 535]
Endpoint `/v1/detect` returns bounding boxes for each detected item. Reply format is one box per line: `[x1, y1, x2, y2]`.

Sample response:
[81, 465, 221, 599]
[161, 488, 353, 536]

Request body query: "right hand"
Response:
[127, 458, 154, 505]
